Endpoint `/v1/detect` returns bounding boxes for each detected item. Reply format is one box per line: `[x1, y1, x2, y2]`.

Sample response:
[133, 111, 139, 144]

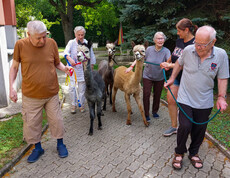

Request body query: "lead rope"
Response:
[144, 61, 220, 125]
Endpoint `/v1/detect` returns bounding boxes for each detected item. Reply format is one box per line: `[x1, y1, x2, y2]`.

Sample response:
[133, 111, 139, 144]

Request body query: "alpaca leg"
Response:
[88, 102, 96, 135]
[103, 84, 107, 111]
[124, 93, 132, 125]
[112, 87, 118, 112]
[134, 93, 149, 127]
[109, 84, 113, 105]
[97, 101, 103, 130]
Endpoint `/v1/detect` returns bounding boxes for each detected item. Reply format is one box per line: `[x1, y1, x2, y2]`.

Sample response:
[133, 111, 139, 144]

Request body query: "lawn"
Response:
[0, 113, 47, 169]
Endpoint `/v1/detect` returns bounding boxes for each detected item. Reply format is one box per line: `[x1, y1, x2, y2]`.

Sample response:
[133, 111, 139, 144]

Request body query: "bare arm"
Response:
[216, 78, 228, 112]
[160, 56, 174, 71]
[56, 62, 71, 75]
[125, 60, 137, 73]
[9, 60, 20, 102]
[65, 55, 76, 66]
[164, 60, 183, 89]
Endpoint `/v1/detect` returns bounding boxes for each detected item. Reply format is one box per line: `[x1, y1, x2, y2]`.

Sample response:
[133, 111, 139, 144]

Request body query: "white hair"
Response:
[196, 25, 216, 40]
[74, 26, 86, 34]
[27, 20, 47, 35]
[153, 32, 167, 41]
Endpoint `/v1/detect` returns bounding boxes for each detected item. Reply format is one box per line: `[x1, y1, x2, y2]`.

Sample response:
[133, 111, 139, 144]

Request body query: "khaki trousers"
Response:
[22, 94, 64, 144]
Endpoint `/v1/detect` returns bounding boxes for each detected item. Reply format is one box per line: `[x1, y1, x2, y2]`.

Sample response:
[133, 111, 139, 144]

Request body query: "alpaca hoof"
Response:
[145, 122, 149, 127]
[88, 132, 93, 136]
[112, 108, 117, 112]
[101, 111, 104, 116]
[131, 111, 133, 114]
[98, 126, 102, 130]
[126, 121, 132, 125]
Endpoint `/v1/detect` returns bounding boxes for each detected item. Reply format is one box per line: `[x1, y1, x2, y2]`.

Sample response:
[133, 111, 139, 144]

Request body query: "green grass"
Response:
[0, 113, 47, 169]
[207, 109, 230, 148]
[60, 56, 67, 65]
[58, 47, 65, 52]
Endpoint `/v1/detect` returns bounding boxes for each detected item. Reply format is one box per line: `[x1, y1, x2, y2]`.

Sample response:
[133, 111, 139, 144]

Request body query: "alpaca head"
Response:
[131, 41, 148, 61]
[106, 43, 116, 56]
[77, 40, 92, 70]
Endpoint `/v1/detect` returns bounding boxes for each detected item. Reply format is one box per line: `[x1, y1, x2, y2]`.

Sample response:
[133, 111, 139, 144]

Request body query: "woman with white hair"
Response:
[64, 26, 96, 114]
[125, 32, 171, 122]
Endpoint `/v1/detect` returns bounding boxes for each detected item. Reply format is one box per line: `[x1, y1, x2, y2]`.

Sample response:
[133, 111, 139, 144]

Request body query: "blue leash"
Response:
[64, 55, 82, 108]
[144, 61, 220, 125]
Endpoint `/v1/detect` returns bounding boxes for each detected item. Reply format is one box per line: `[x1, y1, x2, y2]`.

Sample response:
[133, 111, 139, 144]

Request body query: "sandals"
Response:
[172, 153, 184, 170]
[188, 154, 203, 169]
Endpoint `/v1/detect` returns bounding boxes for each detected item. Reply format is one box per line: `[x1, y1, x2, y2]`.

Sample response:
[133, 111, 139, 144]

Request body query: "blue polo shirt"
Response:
[177, 45, 229, 109]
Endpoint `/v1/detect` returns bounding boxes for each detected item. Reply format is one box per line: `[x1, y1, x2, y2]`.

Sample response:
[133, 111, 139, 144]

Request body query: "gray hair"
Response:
[196, 25, 216, 40]
[74, 26, 86, 34]
[27, 20, 47, 35]
[153, 32, 167, 41]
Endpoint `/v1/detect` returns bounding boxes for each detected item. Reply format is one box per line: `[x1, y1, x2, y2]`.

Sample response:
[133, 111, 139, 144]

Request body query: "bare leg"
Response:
[167, 85, 179, 128]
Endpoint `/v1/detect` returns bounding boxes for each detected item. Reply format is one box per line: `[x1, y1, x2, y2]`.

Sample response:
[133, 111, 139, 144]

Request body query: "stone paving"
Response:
[3, 70, 230, 178]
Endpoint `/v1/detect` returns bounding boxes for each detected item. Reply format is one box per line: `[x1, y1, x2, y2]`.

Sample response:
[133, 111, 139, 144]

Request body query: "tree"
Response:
[111, 0, 230, 51]
[77, 0, 119, 45]
[15, 0, 59, 37]
[48, 0, 103, 45]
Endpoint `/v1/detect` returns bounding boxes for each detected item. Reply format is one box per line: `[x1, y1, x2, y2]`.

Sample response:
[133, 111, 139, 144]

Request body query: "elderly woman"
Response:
[64, 26, 96, 114]
[126, 32, 171, 122]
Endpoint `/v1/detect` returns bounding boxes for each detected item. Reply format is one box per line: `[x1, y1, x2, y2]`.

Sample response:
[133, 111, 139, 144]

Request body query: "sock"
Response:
[35, 142, 42, 150]
[57, 138, 63, 146]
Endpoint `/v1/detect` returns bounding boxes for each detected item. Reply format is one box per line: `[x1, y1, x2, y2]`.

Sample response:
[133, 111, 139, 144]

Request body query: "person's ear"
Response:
[212, 39, 217, 46]
[185, 27, 189, 33]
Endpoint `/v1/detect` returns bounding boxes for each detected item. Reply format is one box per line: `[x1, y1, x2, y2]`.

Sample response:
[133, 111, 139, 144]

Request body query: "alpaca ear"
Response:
[114, 39, 118, 46]
[131, 41, 135, 48]
[87, 40, 93, 49]
[78, 40, 83, 45]
[144, 41, 149, 49]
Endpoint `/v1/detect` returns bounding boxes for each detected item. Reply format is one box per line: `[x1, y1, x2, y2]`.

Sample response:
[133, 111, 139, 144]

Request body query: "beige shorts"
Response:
[22, 94, 64, 144]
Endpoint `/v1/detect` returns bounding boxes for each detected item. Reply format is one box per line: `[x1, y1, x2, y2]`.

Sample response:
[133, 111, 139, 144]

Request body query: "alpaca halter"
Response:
[81, 51, 90, 62]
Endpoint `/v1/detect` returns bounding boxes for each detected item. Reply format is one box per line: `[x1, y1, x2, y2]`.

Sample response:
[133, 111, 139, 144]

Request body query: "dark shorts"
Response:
[173, 78, 180, 86]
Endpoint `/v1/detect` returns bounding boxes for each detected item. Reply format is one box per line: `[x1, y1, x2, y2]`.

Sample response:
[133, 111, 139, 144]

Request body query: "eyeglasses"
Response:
[156, 38, 164, 41]
[194, 39, 213, 48]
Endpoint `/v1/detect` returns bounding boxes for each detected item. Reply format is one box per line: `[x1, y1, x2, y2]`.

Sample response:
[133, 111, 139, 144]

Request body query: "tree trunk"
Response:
[60, 14, 74, 45]
[49, 0, 103, 45]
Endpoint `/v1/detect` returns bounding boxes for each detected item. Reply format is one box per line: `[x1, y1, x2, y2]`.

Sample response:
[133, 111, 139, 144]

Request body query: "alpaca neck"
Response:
[84, 60, 93, 88]
[131, 59, 143, 85]
[109, 54, 115, 67]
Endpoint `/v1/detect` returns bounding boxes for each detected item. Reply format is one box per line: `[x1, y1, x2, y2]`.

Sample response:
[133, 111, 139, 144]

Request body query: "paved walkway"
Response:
[2, 70, 230, 178]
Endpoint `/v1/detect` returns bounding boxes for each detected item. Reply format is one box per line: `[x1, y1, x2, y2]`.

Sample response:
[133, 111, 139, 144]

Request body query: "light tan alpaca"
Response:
[112, 41, 149, 126]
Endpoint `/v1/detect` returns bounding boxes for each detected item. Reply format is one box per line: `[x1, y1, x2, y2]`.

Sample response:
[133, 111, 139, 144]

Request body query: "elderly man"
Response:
[64, 26, 96, 114]
[9, 20, 70, 163]
[165, 26, 229, 170]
